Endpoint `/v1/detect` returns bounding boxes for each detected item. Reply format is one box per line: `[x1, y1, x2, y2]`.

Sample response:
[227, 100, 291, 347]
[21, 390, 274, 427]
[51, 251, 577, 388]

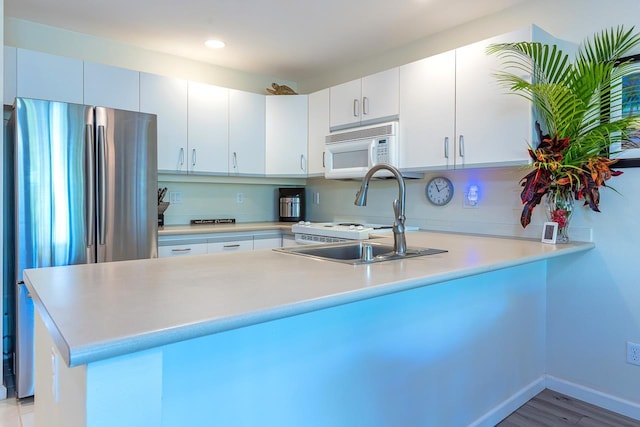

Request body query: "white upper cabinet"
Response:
[140, 72, 188, 173]
[454, 26, 535, 169]
[83, 62, 140, 111]
[329, 68, 399, 131]
[16, 49, 83, 104]
[187, 82, 229, 174]
[229, 89, 266, 175]
[400, 26, 545, 170]
[265, 95, 308, 176]
[4, 46, 17, 106]
[399, 50, 456, 170]
[307, 88, 330, 176]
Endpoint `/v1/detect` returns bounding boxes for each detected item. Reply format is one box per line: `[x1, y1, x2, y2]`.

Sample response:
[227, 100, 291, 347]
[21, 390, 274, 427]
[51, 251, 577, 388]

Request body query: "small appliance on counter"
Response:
[278, 187, 305, 222]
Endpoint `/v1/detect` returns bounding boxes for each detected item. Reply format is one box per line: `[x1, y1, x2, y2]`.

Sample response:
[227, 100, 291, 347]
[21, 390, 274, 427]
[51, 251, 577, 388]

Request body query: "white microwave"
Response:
[324, 122, 399, 179]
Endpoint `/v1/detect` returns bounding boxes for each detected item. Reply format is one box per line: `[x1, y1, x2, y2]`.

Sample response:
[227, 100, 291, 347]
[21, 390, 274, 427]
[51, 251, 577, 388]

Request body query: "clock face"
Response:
[426, 177, 454, 206]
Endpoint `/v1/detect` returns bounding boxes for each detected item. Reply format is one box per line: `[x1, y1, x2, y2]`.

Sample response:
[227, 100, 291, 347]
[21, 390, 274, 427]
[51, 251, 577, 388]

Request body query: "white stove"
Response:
[291, 221, 400, 244]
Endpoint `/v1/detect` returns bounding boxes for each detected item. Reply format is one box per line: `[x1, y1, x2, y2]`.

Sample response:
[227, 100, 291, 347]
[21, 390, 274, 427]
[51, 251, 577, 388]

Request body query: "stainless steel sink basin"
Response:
[274, 241, 446, 264]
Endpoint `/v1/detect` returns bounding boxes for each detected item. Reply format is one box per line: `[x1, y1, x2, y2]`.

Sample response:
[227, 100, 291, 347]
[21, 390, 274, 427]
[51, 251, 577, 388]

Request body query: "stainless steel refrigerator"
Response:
[9, 97, 158, 398]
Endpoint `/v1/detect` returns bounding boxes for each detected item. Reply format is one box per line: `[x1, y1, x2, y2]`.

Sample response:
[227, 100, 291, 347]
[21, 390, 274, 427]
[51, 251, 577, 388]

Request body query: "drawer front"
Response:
[207, 240, 253, 254]
[158, 243, 208, 258]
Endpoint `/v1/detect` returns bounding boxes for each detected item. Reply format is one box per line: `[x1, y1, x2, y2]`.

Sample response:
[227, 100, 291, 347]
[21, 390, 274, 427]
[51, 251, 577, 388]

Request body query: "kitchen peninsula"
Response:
[25, 231, 593, 427]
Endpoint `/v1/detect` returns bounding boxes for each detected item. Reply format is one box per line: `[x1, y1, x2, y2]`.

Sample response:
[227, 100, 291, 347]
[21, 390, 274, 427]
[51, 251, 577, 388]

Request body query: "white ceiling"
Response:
[5, 0, 528, 82]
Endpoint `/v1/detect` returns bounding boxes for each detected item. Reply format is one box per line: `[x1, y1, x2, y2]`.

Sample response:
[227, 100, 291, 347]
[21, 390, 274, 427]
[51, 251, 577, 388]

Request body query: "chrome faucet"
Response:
[354, 164, 407, 256]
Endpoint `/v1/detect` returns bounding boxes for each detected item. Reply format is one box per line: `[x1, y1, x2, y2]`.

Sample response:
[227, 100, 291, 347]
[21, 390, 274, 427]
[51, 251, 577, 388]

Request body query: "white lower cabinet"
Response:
[158, 242, 208, 258]
[281, 234, 298, 247]
[158, 231, 287, 258]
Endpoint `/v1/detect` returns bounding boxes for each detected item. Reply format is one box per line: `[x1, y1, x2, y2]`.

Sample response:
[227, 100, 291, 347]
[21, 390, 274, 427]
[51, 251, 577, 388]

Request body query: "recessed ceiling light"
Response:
[204, 39, 225, 49]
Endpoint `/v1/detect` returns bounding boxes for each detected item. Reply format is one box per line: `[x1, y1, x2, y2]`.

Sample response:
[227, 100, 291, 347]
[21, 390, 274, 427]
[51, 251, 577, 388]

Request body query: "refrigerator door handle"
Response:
[85, 124, 96, 255]
[17, 281, 31, 299]
[98, 125, 107, 246]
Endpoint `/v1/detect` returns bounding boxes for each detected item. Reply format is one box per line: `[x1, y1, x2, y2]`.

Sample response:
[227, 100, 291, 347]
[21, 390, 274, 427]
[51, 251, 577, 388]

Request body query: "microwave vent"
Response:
[326, 122, 396, 144]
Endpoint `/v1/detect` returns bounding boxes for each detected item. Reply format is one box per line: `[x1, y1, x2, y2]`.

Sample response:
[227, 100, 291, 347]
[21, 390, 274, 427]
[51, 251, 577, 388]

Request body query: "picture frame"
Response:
[609, 54, 640, 167]
[541, 222, 558, 244]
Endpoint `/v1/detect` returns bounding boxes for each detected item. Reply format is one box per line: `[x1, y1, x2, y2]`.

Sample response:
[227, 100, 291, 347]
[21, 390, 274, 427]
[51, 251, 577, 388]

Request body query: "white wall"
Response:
[158, 178, 304, 225]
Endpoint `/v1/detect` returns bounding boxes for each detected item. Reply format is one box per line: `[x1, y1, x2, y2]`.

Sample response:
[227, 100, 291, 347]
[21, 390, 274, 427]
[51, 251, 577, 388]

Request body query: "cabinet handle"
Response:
[322, 151, 325, 168]
[223, 244, 241, 249]
[179, 148, 185, 166]
[362, 96, 369, 115]
[444, 137, 449, 159]
[353, 99, 359, 117]
[191, 148, 196, 167]
[232, 151, 238, 169]
[459, 135, 465, 158]
[171, 248, 192, 253]
[300, 154, 306, 171]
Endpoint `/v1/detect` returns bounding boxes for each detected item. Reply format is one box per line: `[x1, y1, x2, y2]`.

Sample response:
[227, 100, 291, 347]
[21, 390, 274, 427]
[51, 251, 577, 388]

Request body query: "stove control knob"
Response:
[349, 225, 356, 230]
[298, 221, 305, 224]
[304, 221, 311, 226]
[356, 225, 364, 230]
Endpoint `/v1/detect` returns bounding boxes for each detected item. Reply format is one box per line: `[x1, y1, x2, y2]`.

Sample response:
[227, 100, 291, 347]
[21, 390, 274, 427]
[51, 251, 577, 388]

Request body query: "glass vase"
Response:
[545, 187, 574, 243]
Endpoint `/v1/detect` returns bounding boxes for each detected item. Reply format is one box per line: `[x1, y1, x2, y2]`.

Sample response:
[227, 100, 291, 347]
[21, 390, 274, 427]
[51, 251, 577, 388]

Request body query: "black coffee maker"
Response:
[278, 187, 305, 222]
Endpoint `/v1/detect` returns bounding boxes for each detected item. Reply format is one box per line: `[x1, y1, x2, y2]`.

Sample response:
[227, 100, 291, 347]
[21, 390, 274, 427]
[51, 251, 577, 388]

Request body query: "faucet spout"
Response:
[353, 164, 407, 256]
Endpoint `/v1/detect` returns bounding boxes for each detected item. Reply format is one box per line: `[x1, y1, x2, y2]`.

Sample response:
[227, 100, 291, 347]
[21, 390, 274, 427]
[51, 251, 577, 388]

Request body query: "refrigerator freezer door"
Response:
[95, 107, 158, 262]
[14, 98, 93, 398]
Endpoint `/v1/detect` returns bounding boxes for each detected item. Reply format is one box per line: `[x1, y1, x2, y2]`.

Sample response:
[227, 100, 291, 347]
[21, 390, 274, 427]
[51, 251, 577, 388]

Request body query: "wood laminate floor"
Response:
[498, 389, 640, 427]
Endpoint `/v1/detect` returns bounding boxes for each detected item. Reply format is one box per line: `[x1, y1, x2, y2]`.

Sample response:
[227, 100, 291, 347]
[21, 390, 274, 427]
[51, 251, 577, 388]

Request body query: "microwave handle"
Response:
[369, 139, 378, 165]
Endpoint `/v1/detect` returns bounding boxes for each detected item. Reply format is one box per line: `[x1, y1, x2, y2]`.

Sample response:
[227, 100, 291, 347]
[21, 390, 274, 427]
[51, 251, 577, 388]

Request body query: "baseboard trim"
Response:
[468, 377, 546, 427]
[545, 375, 640, 421]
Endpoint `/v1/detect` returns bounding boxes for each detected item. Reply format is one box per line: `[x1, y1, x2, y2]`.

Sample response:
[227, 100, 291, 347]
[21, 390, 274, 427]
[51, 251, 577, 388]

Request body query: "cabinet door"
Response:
[307, 88, 330, 176]
[188, 82, 229, 174]
[265, 95, 309, 176]
[84, 62, 140, 111]
[16, 49, 83, 104]
[140, 73, 188, 173]
[360, 68, 399, 125]
[329, 78, 361, 130]
[4, 46, 16, 106]
[455, 27, 532, 168]
[229, 89, 266, 175]
[253, 237, 282, 250]
[399, 51, 456, 170]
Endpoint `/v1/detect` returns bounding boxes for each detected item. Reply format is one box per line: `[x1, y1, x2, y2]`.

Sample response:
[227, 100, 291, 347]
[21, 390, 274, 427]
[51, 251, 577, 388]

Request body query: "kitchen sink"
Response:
[273, 241, 446, 264]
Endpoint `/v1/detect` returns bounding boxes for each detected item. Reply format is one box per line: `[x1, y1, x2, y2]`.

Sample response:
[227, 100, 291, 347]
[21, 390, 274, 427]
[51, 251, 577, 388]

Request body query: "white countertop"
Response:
[24, 231, 594, 368]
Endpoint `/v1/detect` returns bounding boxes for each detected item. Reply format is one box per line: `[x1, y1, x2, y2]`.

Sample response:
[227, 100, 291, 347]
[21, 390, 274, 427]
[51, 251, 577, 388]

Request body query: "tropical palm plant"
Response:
[487, 26, 640, 228]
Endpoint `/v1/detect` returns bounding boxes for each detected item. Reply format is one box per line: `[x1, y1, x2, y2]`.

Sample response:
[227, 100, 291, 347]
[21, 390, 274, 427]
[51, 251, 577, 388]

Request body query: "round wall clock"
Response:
[425, 176, 454, 206]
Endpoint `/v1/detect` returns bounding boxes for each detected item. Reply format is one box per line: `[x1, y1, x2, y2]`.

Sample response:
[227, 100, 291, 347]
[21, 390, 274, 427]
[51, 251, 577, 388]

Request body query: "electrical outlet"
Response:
[627, 341, 640, 366]
[169, 191, 182, 204]
[236, 192, 244, 204]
